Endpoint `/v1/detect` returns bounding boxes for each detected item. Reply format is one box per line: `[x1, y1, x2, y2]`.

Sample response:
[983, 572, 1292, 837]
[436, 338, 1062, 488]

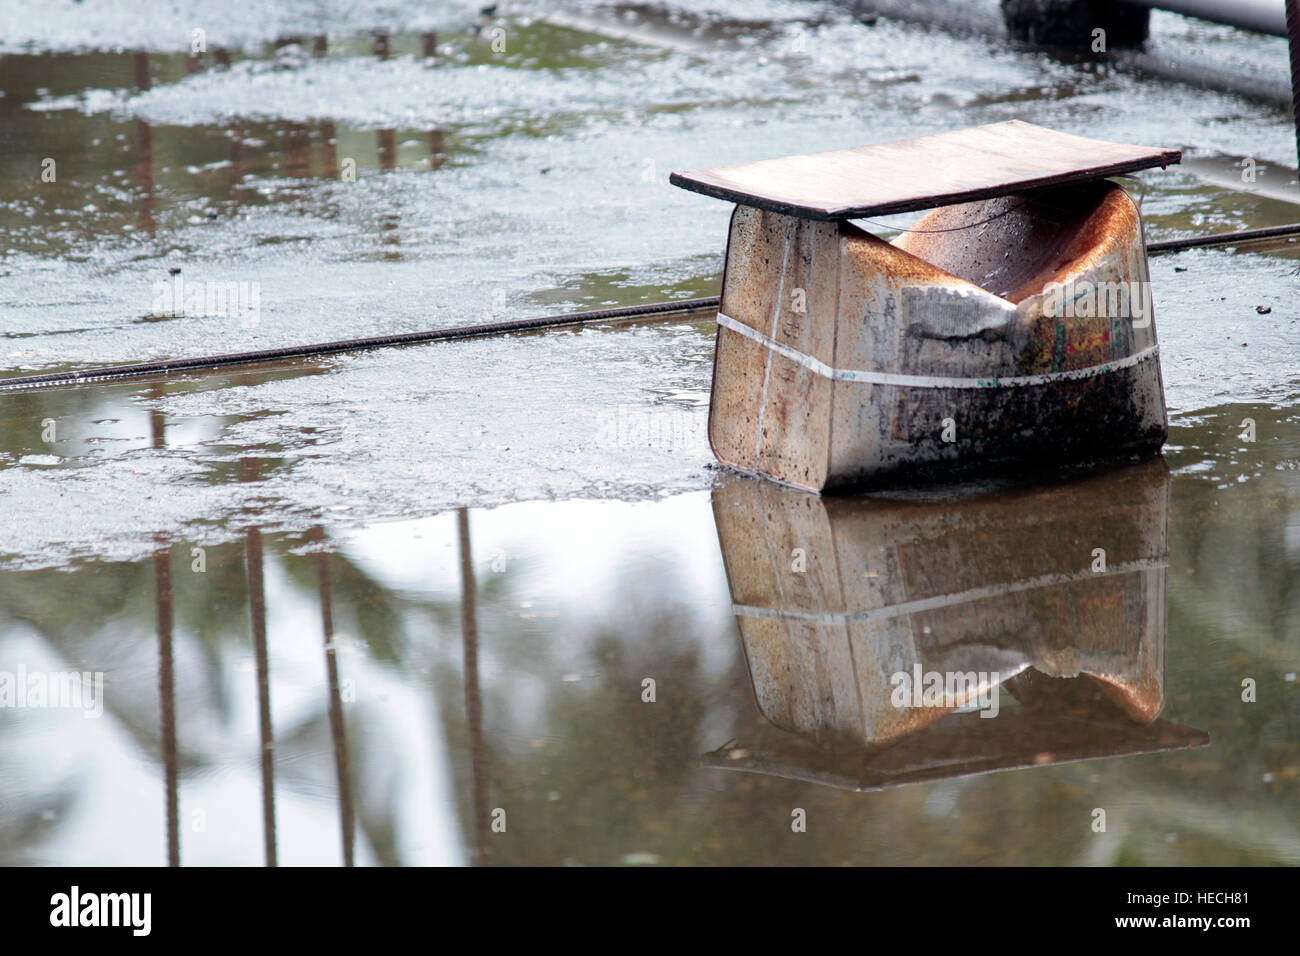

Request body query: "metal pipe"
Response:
[1113, 44, 1292, 102]
[1288, 0, 1300, 170]
[847, 1, 1292, 105]
[1124, 0, 1285, 37]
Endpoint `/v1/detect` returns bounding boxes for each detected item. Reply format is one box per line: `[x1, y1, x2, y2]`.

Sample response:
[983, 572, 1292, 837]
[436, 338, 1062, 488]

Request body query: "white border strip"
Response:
[730, 558, 1167, 626]
[716, 312, 1158, 388]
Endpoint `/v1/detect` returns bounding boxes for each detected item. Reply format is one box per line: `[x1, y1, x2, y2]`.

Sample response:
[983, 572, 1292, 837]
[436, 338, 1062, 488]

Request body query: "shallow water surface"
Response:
[2, 413, 1298, 865]
[0, 0, 1298, 865]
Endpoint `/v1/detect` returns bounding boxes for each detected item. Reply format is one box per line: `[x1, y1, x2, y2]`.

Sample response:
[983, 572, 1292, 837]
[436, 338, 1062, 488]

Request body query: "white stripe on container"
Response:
[715, 311, 1158, 389]
[730, 558, 1167, 626]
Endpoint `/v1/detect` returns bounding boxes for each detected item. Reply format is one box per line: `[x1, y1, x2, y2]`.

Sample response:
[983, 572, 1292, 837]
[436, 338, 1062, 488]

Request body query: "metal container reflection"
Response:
[706, 459, 1209, 790]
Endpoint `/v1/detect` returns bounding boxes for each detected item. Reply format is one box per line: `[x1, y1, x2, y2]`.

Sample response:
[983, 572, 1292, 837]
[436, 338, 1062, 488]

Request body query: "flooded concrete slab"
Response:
[2, 419, 1298, 865]
[1, 0, 1298, 865]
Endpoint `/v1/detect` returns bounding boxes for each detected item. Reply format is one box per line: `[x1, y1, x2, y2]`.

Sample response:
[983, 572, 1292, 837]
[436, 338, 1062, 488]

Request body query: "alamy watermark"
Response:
[0, 665, 104, 718]
[1042, 279, 1151, 327]
[592, 404, 705, 451]
[150, 275, 261, 328]
[50, 886, 150, 936]
[890, 665, 1000, 718]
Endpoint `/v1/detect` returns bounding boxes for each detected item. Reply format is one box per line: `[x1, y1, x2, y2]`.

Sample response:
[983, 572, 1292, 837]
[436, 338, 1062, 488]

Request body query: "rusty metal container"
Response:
[672, 121, 1180, 490]
[705, 459, 1208, 788]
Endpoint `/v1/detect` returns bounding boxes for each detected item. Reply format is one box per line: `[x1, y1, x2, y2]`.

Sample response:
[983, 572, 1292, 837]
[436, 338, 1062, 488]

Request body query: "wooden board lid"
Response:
[669, 120, 1181, 221]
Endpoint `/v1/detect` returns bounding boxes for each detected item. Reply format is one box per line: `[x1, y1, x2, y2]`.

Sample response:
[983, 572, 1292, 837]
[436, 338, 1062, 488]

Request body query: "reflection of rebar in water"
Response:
[430, 130, 445, 171]
[379, 212, 401, 260]
[243, 456, 277, 866]
[135, 119, 155, 236]
[458, 509, 491, 865]
[377, 129, 397, 171]
[132, 51, 150, 91]
[150, 385, 179, 866]
[155, 540, 179, 866]
[133, 55, 155, 234]
[376, 130, 401, 259]
[282, 122, 313, 178]
[149, 386, 166, 452]
[320, 121, 338, 180]
[228, 120, 246, 208]
[312, 527, 355, 867]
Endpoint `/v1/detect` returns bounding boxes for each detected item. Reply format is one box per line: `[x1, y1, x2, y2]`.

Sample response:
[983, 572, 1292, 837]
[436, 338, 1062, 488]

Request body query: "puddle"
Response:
[3, 430, 1298, 865]
[1, 0, 1298, 864]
